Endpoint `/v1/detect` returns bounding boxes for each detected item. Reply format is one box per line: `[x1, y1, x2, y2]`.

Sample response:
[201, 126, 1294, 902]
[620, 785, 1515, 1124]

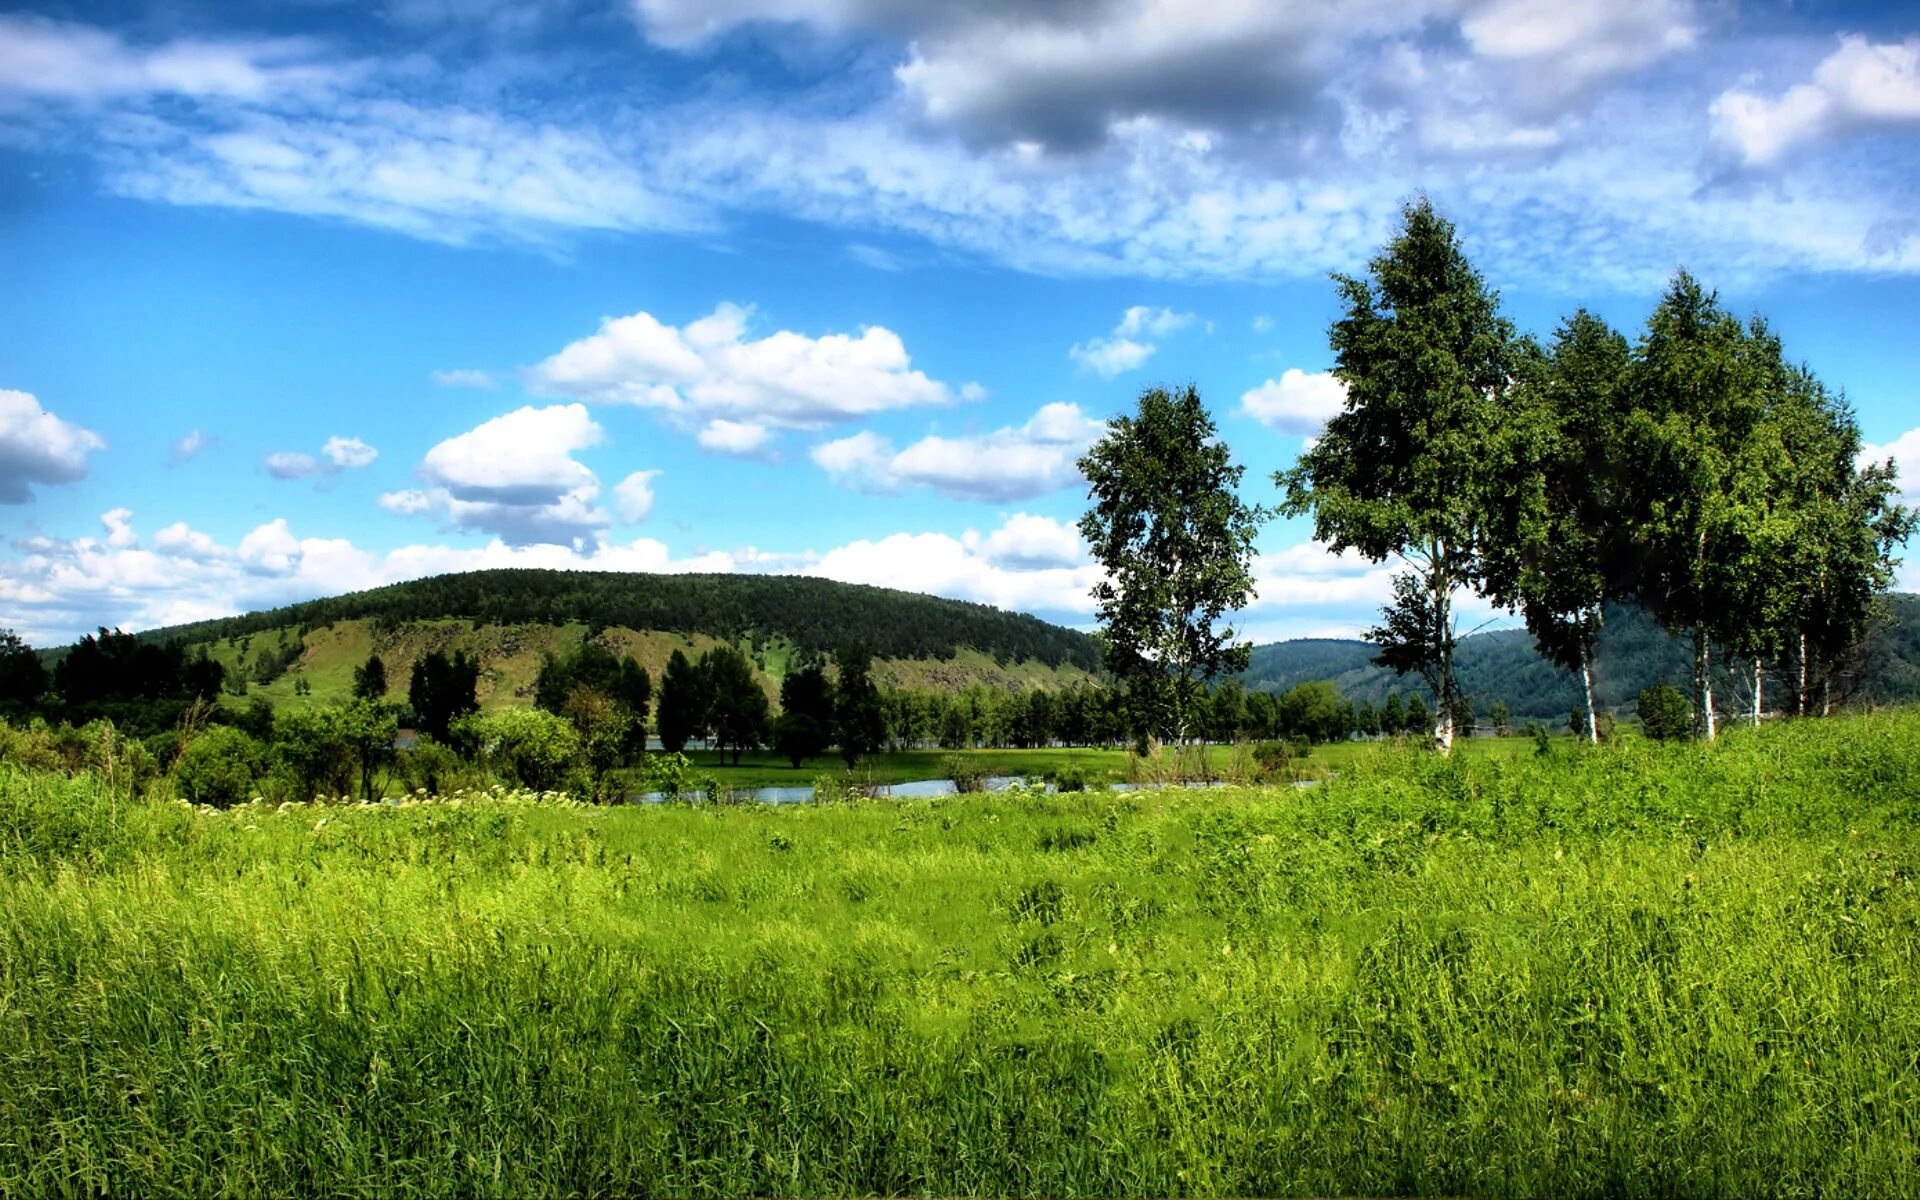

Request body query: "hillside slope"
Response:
[199, 618, 1098, 713]
[153, 569, 1102, 671]
[1243, 595, 1920, 720]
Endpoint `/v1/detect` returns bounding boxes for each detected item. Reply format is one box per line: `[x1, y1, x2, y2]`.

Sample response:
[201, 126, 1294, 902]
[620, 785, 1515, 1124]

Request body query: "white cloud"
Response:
[430, 368, 498, 389]
[614, 470, 660, 523]
[1860, 426, 1920, 504]
[1069, 305, 1196, 378]
[388, 404, 610, 546]
[812, 402, 1104, 502]
[529, 303, 975, 446]
[1239, 369, 1347, 435]
[266, 435, 378, 480]
[962, 512, 1086, 570]
[153, 521, 228, 561]
[101, 508, 137, 550]
[806, 531, 1102, 618]
[1713, 36, 1920, 169]
[0, 389, 105, 504]
[0, 13, 344, 103]
[696, 419, 773, 456]
[170, 429, 213, 464]
[322, 436, 378, 470]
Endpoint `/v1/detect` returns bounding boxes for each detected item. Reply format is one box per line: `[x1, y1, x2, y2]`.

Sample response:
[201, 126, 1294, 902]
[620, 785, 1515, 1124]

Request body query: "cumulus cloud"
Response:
[614, 470, 660, 523]
[1712, 36, 1920, 170]
[384, 404, 611, 546]
[1239, 369, 1347, 435]
[265, 435, 378, 480]
[0, 515, 741, 645]
[696, 419, 773, 456]
[805, 530, 1102, 618]
[529, 303, 976, 448]
[1860, 426, 1920, 504]
[962, 512, 1087, 570]
[0, 389, 105, 504]
[1069, 305, 1196, 378]
[811, 402, 1104, 502]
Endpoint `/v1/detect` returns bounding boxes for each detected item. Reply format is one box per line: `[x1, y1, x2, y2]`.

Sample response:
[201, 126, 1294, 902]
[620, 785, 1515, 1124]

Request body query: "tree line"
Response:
[1080, 200, 1912, 750]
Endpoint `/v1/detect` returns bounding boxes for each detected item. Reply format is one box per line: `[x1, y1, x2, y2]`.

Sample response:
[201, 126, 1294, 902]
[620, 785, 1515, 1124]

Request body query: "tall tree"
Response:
[1621, 273, 1777, 739]
[0, 629, 45, 714]
[407, 650, 479, 744]
[656, 649, 707, 754]
[1278, 199, 1517, 752]
[774, 654, 835, 768]
[700, 646, 768, 766]
[1485, 311, 1632, 743]
[832, 642, 886, 768]
[351, 653, 387, 701]
[1078, 384, 1263, 751]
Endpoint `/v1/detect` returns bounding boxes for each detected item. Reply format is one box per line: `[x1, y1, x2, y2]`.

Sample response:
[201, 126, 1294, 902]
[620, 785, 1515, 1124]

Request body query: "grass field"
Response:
[3, 712, 1918, 1196]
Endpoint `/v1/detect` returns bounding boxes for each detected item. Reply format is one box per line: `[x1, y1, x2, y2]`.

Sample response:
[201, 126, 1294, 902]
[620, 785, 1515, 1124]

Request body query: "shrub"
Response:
[1252, 739, 1304, 778]
[1047, 762, 1090, 793]
[174, 726, 263, 807]
[943, 753, 987, 793]
[1638, 684, 1694, 741]
[459, 708, 579, 792]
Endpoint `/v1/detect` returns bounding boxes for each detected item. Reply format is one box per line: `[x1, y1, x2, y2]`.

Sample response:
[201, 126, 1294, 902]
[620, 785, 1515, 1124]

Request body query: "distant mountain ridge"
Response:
[144, 569, 1103, 671]
[1242, 595, 1920, 721]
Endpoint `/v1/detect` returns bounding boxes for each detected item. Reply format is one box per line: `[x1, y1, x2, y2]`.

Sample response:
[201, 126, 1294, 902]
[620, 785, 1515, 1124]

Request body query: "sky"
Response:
[1, 0, 1918, 648]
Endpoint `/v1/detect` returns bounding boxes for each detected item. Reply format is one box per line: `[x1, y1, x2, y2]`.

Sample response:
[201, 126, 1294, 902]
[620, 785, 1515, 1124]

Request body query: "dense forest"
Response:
[1243, 594, 1920, 721]
[135, 570, 1104, 671]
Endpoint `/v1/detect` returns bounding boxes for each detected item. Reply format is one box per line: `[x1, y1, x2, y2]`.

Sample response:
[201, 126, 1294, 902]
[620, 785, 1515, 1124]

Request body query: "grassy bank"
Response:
[3, 712, 1918, 1196]
[635, 733, 1549, 791]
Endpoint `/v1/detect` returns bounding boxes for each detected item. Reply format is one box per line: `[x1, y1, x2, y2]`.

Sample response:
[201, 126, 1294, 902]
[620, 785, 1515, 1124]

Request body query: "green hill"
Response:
[138, 570, 1104, 711]
[1242, 594, 1920, 721]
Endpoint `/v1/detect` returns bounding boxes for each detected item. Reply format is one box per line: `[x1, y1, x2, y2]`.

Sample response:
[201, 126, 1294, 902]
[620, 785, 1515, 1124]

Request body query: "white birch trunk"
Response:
[1433, 548, 1454, 754]
[1579, 646, 1598, 745]
[1751, 657, 1763, 728]
[1694, 628, 1716, 741]
[1797, 631, 1809, 718]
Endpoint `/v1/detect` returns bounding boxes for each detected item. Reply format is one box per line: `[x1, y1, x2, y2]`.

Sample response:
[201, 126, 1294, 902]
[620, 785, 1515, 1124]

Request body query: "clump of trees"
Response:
[1279, 199, 1913, 747]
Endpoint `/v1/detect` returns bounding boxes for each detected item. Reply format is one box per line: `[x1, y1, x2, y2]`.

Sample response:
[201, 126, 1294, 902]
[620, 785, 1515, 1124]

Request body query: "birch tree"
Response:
[1484, 311, 1631, 743]
[1621, 273, 1774, 740]
[1078, 384, 1263, 754]
[1277, 199, 1516, 752]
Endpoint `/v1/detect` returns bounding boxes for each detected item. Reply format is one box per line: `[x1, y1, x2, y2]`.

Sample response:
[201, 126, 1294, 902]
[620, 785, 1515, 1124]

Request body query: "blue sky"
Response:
[1, 0, 1918, 646]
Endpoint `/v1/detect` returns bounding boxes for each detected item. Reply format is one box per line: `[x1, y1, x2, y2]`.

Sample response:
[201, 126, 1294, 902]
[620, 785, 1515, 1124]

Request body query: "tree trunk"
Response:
[1579, 644, 1598, 745]
[1797, 630, 1809, 718]
[1433, 548, 1454, 754]
[1694, 627, 1716, 741]
[1751, 657, 1763, 728]
[1822, 677, 1832, 718]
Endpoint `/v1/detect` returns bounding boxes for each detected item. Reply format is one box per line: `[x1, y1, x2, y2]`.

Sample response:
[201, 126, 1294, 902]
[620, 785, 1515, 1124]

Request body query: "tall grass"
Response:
[3, 713, 1918, 1196]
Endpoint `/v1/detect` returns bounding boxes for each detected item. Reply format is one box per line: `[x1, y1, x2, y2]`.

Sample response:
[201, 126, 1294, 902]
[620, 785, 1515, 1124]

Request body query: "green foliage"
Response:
[1276, 680, 1350, 745]
[1280, 199, 1516, 750]
[1079, 384, 1263, 744]
[173, 726, 263, 806]
[833, 643, 885, 768]
[703, 645, 770, 766]
[1637, 684, 1694, 742]
[0, 629, 46, 715]
[406, 649, 480, 744]
[656, 649, 705, 754]
[942, 753, 987, 793]
[458, 707, 579, 793]
[351, 652, 387, 701]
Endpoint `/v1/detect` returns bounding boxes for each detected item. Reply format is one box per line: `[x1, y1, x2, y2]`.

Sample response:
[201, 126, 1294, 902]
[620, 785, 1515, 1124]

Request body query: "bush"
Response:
[174, 726, 263, 807]
[1047, 762, 1090, 793]
[1638, 684, 1694, 742]
[459, 708, 579, 793]
[942, 753, 987, 793]
[1252, 739, 1305, 778]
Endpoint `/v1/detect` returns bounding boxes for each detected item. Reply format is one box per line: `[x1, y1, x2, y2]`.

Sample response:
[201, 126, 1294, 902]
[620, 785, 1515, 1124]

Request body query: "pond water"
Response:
[626, 775, 1318, 805]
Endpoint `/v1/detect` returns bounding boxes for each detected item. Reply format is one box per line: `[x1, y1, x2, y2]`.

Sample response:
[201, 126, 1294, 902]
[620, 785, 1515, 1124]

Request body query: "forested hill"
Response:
[1242, 594, 1920, 721]
[146, 570, 1103, 671]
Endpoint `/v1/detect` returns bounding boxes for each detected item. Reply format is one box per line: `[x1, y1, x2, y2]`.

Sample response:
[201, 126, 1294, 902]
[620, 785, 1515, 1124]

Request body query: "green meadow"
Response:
[3, 711, 1918, 1197]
